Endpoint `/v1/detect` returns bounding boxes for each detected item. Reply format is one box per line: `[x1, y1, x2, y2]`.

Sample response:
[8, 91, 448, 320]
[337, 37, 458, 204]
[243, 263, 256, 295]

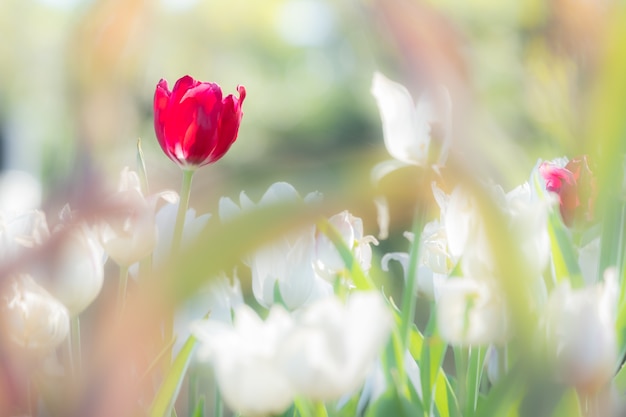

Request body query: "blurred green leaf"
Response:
[149, 335, 197, 417]
[191, 396, 205, 417]
[550, 388, 582, 417]
[475, 362, 526, 417]
[159, 201, 323, 305]
[419, 335, 447, 416]
[365, 389, 424, 417]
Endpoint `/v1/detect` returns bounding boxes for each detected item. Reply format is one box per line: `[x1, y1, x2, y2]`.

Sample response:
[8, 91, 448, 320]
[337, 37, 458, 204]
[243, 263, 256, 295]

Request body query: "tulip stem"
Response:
[214, 385, 223, 417]
[71, 316, 82, 375]
[117, 265, 129, 315]
[400, 203, 426, 348]
[172, 169, 194, 255]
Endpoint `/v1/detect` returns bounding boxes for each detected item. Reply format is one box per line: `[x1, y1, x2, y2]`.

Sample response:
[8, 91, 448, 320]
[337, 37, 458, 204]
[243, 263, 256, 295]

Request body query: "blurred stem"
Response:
[454, 346, 468, 417]
[313, 401, 328, 417]
[497, 345, 507, 380]
[188, 367, 198, 417]
[71, 316, 82, 376]
[172, 169, 194, 254]
[214, 385, 223, 417]
[162, 169, 194, 367]
[400, 204, 425, 349]
[117, 265, 129, 315]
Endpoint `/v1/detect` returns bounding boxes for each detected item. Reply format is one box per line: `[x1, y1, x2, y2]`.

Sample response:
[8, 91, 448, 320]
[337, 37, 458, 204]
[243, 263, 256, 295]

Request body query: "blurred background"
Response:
[0, 0, 618, 415]
[0, 0, 602, 211]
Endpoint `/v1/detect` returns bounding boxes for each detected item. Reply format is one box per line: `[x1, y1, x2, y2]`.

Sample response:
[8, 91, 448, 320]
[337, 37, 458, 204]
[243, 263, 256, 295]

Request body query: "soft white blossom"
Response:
[219, 182, 329, 309]
[192, 292, 392, 413]
[1, 274, 69, 355]
[99, 167, 176, 267]
[315, 210, 378, 281]
[152, 200, 211, 262]
[0, 209, 50, 264]
[47, 222, 105, 316]
[370, 71, 450, 168]
[192, 304, 296, 417]
[278, 292, 392, 400]
[382, 183, 453, 299]
[543, 269, 618, 392]
[0, 170, 42, 213]
[444, 182, 550, 280]
[174, 273, 243, 354]
[437, 277, 509, 346]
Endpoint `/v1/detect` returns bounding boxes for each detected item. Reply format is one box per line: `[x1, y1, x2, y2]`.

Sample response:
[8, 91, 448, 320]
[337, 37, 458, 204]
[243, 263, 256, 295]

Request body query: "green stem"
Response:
[214, 385, 223, 417]
[188, 367, 198, 417]
[71, 316, 82, 375]
[117, 265, 129, 315]
[454, 346, 468, 417]
[400, 205, 425, 349]
[161, 169, 194, 370]
[313, 401, 328, 417]
[172, 169, 195, 254]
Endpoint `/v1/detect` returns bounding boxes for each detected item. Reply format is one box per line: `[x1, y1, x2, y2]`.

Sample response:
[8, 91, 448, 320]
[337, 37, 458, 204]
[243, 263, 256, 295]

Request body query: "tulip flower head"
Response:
[154, 75, 246, 169]
[539, 156, 597, 227]
[1, 274, 70, 356]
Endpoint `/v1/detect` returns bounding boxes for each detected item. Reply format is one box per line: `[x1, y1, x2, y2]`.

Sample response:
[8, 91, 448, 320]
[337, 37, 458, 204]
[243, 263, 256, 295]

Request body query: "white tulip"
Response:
[47, 222, 105, 316]
[278, 291, 393, 400]
[174, 273, 243, 354]
[543, 269, 618, 392]
[99, 167, 176, 267]
[152, 200, 211, 264]
[437, 277, 509, 346]
[191, 304, 296, 417]
[0, 170, 42, 213]
[251, 229, 319, 309]
[1, 274, 69, 355]
[192, 292, 392, 412]
[315, 210, 378, 281]
[382, 223, 450, 300]
[370, 72, 450, 168]
[0, 209, 50, 264]
[219, 182, 328, 309]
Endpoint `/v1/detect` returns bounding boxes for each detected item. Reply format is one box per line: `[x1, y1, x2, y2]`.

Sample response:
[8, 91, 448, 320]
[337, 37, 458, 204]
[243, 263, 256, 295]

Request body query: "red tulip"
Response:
[154, 75, 246, 168]
[539, 156, 597, 227]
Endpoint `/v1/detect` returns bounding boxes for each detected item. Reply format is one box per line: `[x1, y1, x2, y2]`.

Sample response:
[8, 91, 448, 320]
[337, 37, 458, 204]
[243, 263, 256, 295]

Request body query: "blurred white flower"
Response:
[543, 269, 618, 392]
[504, 182, 551, 279]
[192, 292, 392, 413]
[1, 274, 69, 355]
[46, 221, 105, 316]
[174, 273, 243, 354]
[444, 182, 550, 281]
[382, 227, 448, 299]
[314, 210, 378, 281]
[278, 291, 392, 400]
[370, 71, 451, 169]
[251, 229, 319, 309]
[381, 182, 453, 299]
[192, 304, 296, 417]
[0, 209, 50, 264]
[437, 277, 509, 346]
[219, 182, 329, 310]
[153, 200, 211, 262]
[0, 170, 42, 213]
[99, 167, 177, 267]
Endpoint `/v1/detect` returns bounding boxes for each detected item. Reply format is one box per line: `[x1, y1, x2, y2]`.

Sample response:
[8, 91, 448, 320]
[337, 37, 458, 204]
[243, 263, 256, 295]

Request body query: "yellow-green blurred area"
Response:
[0, 0, 616, 221]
